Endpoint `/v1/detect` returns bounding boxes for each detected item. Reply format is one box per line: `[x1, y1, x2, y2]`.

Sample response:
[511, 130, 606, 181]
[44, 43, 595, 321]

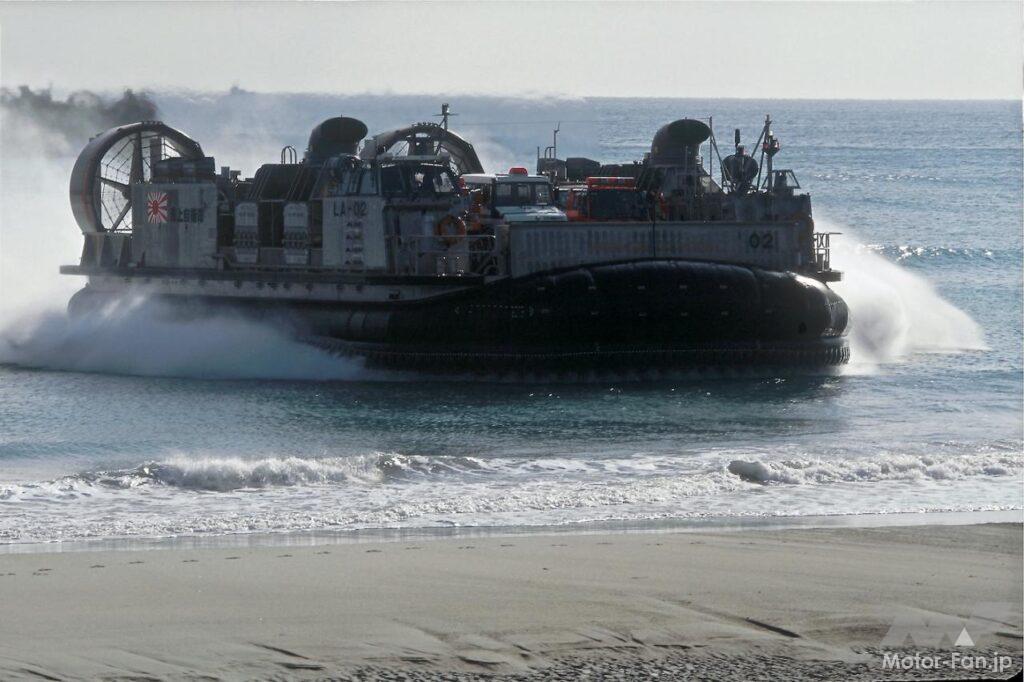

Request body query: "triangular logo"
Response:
[954, 627, 974, 647]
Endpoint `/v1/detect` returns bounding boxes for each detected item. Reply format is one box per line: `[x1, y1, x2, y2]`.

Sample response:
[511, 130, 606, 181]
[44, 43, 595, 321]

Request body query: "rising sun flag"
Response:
[146, 191, 169, 223]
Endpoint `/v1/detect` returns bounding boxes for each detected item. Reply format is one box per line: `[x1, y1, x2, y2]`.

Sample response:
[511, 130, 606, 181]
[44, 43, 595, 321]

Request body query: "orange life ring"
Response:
[467, 194, 485, 234]
[435, 215, 466, 246]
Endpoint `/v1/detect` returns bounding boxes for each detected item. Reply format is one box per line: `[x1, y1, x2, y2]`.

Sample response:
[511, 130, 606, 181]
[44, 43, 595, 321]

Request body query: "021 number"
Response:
[748, 231, 775, 250]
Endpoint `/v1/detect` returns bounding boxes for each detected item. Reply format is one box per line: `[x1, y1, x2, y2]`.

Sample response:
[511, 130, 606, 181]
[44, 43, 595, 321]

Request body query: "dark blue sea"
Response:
[0, 95, 1020, 544]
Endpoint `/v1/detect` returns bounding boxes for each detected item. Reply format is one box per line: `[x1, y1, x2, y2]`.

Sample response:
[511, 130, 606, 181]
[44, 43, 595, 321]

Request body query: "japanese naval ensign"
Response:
[146, 191, 170, 223]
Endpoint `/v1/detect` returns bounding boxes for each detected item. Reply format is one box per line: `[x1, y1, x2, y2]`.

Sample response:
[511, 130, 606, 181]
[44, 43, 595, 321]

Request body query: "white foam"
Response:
[823, 219, 987, 365]
[0, 118, 83, 325]
[1, 449, 1019, 543]
[0, 296, 371, 380]
[727, 452, 1019, 485]
[0, 110, 377, 382]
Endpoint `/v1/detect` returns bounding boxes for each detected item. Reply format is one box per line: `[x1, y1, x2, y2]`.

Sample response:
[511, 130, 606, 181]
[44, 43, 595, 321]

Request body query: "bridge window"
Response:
[381, 165, 404, 195]
[380, 163, 457, 198]
[432, 171, 455, 194]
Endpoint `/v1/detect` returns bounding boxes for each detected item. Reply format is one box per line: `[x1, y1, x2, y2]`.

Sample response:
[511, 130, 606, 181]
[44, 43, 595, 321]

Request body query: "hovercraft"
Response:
[62, 109, 848, 373]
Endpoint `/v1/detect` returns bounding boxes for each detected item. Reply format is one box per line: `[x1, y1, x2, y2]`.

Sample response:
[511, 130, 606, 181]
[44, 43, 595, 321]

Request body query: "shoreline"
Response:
[1, 521, 1020, 680]
[2, 508, 1020, 556]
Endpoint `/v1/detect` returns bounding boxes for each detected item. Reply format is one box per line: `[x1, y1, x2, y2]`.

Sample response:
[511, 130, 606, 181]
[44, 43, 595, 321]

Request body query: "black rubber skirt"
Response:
[69, 259, 850, 372]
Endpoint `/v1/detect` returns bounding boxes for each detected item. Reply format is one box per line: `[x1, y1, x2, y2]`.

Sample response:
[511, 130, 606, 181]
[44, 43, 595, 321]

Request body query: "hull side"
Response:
[69, 259, 849, 371]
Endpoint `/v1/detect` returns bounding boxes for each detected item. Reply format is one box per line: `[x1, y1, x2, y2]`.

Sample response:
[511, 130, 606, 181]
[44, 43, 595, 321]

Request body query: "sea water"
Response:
[0, 94, 1020, 545]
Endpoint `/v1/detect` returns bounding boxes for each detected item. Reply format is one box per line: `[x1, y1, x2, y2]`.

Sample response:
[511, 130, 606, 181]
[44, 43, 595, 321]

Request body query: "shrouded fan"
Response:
[305, 116, 368, 165]
[361, 122, 484, 175]
[649, 119, 712, 165]
[69, 121, 204, 234]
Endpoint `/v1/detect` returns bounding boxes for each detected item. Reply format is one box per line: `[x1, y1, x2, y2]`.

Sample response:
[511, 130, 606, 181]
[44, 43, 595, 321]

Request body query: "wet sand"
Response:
[0, 523, 1020, 680]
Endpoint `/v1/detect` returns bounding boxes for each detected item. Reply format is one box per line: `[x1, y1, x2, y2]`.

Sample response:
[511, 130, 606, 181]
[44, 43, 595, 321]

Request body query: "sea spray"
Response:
[0, 148, 83, 323]
[822, 219, 987, 364]
[0, 102, 373, 381]
[0, 296, 369, 380]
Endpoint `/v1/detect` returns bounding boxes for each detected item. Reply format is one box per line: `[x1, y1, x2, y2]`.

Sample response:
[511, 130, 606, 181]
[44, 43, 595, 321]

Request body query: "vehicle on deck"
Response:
[461, 168, 568, 224]
[560, 177, 648, 222]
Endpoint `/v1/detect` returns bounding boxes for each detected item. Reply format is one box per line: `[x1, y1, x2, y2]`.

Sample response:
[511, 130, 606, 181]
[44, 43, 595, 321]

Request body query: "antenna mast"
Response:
[435, 103, 458, 131]
[708, 116, 713, 181]
[540, 122, 561, 161]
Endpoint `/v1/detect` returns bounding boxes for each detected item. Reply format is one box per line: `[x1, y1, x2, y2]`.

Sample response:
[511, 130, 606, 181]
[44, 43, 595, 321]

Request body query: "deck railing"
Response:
[387, 234, 500, 277]
[813, 231, 840, 272]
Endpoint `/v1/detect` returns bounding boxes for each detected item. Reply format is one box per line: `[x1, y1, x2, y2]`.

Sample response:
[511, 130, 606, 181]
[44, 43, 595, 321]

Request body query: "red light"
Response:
[508, 166, 529, 175]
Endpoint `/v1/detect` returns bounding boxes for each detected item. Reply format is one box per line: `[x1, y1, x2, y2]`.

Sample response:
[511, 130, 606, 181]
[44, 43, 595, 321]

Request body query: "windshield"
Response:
[410, 164, 457, 196]
[495, 182, 552, 206]
[380, 163, 458, 197]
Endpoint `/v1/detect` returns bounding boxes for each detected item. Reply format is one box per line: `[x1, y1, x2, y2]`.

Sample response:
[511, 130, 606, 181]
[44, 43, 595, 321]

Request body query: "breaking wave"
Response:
[4, 447, 1018, 498]
[727, 452, 1019, 485]
[2, 453, 491, 495]
[2, 446, 1019, 543]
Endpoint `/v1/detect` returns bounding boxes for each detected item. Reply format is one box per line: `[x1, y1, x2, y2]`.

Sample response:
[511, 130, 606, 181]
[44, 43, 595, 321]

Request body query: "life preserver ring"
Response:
[435, 215, 466, 246]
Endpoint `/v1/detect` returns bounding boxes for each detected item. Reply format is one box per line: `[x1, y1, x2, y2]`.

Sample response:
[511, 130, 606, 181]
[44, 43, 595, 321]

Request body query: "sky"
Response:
[0, 1, 1021, 100]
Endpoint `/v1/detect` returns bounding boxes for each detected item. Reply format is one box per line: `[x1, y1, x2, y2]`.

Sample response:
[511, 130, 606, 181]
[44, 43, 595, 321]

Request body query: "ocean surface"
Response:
[0, 94, 1021, 545]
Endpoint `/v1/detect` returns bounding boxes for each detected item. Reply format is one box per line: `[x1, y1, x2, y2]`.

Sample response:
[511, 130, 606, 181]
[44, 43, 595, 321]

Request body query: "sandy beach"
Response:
[0, 522, 1020, 680]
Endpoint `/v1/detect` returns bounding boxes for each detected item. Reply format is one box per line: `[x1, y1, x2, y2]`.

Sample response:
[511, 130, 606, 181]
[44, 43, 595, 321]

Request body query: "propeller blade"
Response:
[110, 200, 132, 231]
[99, 176, 130, 194]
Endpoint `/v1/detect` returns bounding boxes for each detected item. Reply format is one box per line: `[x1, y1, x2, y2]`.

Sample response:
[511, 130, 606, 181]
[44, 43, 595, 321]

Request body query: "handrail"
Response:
[813, 231, 841, 272]
[387, 233, 500, 277]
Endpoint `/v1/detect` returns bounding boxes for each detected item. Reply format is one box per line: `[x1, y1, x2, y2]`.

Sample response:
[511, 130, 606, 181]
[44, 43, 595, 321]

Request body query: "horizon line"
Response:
[3, 84, 1021, 104]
